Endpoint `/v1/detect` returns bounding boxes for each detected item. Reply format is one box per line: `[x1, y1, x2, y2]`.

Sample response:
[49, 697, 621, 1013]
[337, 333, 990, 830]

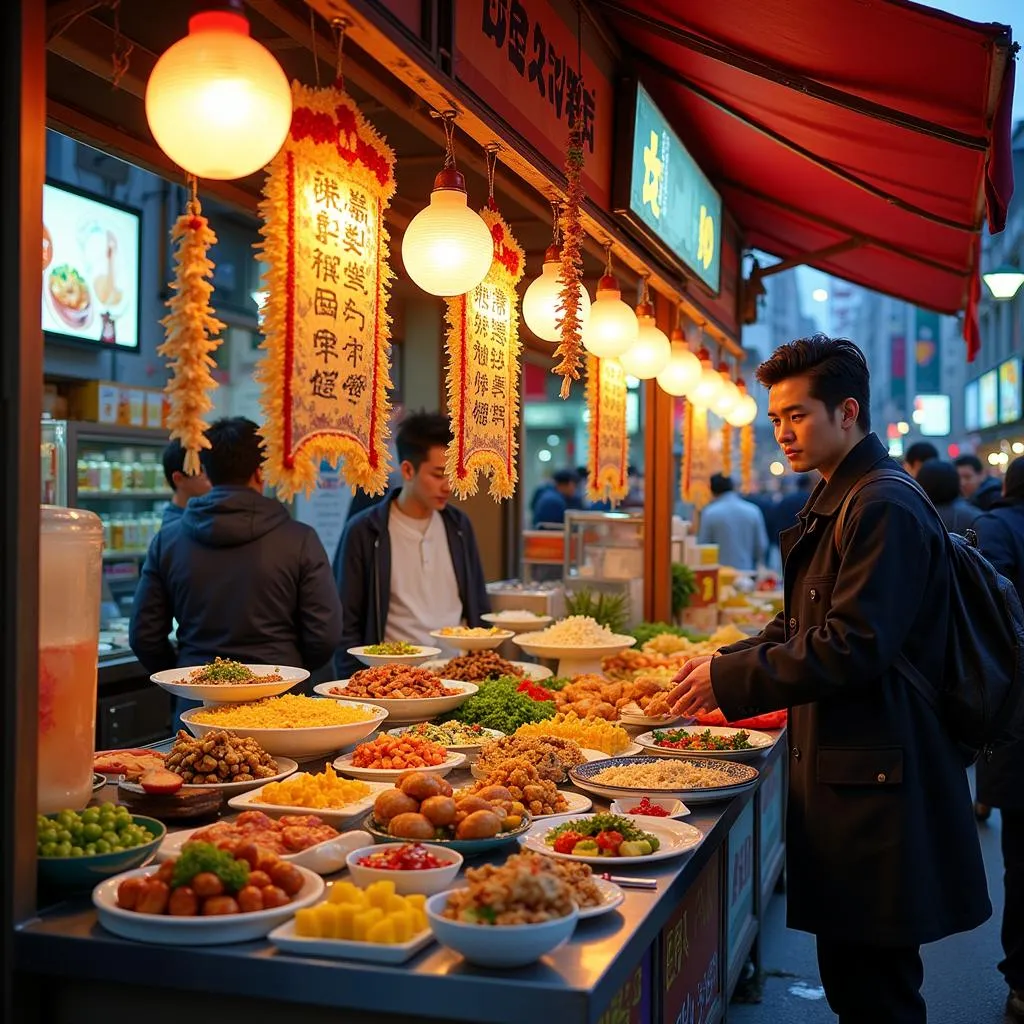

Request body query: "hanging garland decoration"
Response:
[256, 72, 396, 500]
[158, 176, 225, 476]
[444, 148, 524, 501]
[721, 421, 733, 478]
[741, 423, 755, 494]
[585, 354, 629, 505]
[682, 400, 712, 510]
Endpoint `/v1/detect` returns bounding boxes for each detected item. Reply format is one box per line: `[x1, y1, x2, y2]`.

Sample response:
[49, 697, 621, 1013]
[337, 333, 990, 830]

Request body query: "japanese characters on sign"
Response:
[586, 354, 629, 505]
[257, 81, 396, 499]
[445, 207, 524, 501]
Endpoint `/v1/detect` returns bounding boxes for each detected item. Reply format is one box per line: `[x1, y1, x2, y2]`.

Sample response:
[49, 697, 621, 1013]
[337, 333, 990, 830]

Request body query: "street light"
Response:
[982, 264, 1024, 300]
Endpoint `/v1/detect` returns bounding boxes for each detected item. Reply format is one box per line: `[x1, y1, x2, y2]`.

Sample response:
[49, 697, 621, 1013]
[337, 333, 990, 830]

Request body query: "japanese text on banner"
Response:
[586, 354, 629, 505]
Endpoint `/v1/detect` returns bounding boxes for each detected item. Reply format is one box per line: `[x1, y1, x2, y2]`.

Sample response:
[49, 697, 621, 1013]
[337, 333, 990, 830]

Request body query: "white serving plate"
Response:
[568, 756, 759, 804]
[429, 629, 516, 652]
[93, 863, 324, 945]
[118, 757, 300, 796]
[617, 710, 689, 729]
[225, 777, 392, 827]
[150, 664, 309, 704]
[577, 877, 626, 920]
[580, 744, 644, 761]
[333, 749, 466, 782]
[519, 813, 705, 865]
[387, 725, 504, 764]
[348, 645, 442, 668]
[181, 703, 389, 759]
[530, 790, 593, 819]
[633, 726, 775, 762]
[481, 612, 552, 634]
[609, 797, 691, 820]
[268, 917, 433, 963]
[314, 680, 477, 725]
[156, 823, 376, 876]
[421, 659, 553, 682]
[511, 635, 637, 678]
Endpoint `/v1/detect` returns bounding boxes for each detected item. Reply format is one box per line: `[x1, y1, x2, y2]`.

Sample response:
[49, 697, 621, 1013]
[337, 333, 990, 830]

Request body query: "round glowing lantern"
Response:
[402, 168, 494, 297]
[726, 379, 759, 427]
[145, 4, 292, 180]
[619, 281, 670, 379]
[581, 250, 638, 359]
[689, 347, 724, 408]
[655, 328, 702, 396]
[710, 362, 740, 418]
[522, 245, 592, 342]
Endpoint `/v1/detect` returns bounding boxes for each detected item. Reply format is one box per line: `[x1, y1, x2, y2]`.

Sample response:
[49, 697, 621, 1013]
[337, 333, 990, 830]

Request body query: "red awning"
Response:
[591, 0, 1016, 360]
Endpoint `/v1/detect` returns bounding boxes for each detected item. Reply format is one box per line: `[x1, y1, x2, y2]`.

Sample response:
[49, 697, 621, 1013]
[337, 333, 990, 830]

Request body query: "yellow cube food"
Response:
[334, 902, 358, 941]
[411, 908, 428, 934]
[404, 893, 427, 912]
[366, 918, 397, 945]
[329, 880, 365, 906]
[389, 910, 414, 944]
[385, 892, 408, 915]
[365, 880, 397, 909]
[294, 908, 321, 938]
[353, 907, 384, 942]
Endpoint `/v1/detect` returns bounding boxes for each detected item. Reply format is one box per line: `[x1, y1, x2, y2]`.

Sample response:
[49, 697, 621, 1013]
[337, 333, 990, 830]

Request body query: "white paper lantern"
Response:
[727, 389, 759, 427]
[619, 297, 670, 379]
[522, 246, 591, 342]
[655, 335, 702, 396]
[402, 169, 494, 297]
[710, 367, 740, 418]
[689, 349, 724, 408]
[145, 6, 292, 180]
[581, 272, 638, 359]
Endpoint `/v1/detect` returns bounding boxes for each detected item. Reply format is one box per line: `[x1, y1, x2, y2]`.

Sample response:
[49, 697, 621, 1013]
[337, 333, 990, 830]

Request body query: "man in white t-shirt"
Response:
[332, 412, 490, 677]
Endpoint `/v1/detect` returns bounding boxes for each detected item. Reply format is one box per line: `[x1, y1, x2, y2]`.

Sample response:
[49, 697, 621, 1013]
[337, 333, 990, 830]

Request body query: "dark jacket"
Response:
[533, 488, 569, 528]
[129, 486, 343, 673]
[332, 492, 490, 677]
[972, 502, 1024, 809]
[971, 475, 1003, 512]
[161, 502, 184, 528]
[935, 497, 979, 535]
[710, 433, 989, 945]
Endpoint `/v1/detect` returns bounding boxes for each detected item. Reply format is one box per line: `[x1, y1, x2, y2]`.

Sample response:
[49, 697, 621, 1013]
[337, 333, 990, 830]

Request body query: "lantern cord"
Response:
[110, 0, 133, 90]
[309, 7, 321, 87]
[332, 18, 349, 88]
[437, 111, 459, 171]
[484, 143, 499, 206]
[186, 174, 199, 216]
[550, 198, 562, 248]
[603, 242, 613, 278]
[640, 274, 651, 306]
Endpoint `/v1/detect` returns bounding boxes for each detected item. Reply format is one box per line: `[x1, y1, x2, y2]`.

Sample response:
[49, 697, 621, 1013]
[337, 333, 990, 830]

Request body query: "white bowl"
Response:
[333, 749, 466, 782]
[386, 725, 504, 764]
[429, 629, 515, 652]
[314, 679, 478, 725]
[181, 702, 389, 759]
[345, 843, 463, 895]
[93, 862, 325, 945]
[481, 612, 552, 634]
[225, 778, 391, 828]
[150, 664, 309, 704]
[425, 890, 578, 967]
[348, 645, 442, 668]
[633, 726, 775, 762]
[610, 797, 691, 820]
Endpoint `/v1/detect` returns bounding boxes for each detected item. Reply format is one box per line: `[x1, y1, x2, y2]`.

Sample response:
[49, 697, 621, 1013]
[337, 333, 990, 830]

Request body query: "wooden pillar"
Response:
[643, 291, 675, 623]
[2, 0, 46, 1014]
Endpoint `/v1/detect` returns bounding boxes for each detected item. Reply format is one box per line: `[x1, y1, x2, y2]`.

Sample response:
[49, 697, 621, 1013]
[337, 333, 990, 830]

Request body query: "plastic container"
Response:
[38, 506, 103, 812]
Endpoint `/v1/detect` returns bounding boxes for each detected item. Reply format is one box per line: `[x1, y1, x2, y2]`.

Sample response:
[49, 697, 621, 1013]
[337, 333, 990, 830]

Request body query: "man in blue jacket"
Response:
[159, 438, 211, 528]
[333, 411, 490, 678]
[130, 418, 343, 723]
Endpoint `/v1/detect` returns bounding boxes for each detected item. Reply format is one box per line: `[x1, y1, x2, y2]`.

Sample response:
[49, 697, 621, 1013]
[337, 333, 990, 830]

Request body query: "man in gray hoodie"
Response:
[130, 418, 343, 723]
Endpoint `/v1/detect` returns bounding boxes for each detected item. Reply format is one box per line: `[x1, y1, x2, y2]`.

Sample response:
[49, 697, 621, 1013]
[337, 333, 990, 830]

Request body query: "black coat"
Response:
[710, 433, 990, 945]
[971, 503, 1024, 809]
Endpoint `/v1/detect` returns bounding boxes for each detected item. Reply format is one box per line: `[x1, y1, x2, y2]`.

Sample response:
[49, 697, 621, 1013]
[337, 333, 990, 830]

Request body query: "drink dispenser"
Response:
[38, 506, 102, 813]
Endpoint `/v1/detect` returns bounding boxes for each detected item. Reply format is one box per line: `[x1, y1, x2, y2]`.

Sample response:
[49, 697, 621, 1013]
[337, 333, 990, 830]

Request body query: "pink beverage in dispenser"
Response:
[38, 506, 103, 813]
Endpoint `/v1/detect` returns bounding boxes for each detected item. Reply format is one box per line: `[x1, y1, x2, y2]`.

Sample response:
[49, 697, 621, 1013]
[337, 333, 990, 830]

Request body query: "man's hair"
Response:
[162, 439, 187, 491]
[553, 468, 578, 486]
[710, 473, 734, 496]
[916, 460, 961, 505]
[905, 441, 939, 467]
[1006, 458, 1024, 503]
[199, 417, 264, 486]
[954, 453, 984, 474]
[756, 334, 871, 432]
[395, 411, 453, 469]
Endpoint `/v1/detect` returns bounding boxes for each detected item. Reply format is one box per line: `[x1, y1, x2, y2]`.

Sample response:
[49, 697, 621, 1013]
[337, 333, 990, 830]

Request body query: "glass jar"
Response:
[132, 462, 148, 491]
[76, 458, 90, 493]
[86, 457, 101, 492]
[38, 506, 102, 813]
[110, 461, 125, 493]
[109, 516, 125, 551]
[97, 459, 112, 492]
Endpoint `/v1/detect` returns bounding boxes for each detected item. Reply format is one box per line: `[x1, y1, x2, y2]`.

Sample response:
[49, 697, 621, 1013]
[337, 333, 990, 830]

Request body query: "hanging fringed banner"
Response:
[741, 423, 755, 494]
[257, 81, 396, 499]
[585, 355, 629, 505]
[682, 400, 712, 510]
[721, 421, 733, 478]
[159, 187, 225, 475]
[445, 208, 524, 500]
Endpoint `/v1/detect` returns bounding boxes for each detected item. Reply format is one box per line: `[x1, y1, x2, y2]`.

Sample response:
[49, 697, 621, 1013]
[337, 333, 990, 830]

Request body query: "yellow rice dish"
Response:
[189, 694, 377, 729]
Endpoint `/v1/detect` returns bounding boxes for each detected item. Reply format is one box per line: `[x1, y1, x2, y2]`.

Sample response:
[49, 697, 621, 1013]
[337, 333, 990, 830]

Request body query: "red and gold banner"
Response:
[741, 423, 755, 493]
[682, 401, 711, 510]
[586, 355, 629, 505]
[720, 421, 733, 478]
[257, 81, 395, 499]
[445, 207, 524, 501]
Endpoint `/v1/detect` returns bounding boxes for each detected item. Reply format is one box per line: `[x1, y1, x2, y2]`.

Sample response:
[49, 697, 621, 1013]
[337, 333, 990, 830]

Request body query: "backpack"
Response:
[836, 469, 1024, 760]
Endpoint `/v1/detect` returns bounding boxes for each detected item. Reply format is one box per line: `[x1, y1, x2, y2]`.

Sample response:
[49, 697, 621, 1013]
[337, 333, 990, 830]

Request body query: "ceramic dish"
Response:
[580, 744, 644, 761]
[617, 710, 690, 729]
[510, 635, 636, 678]
[609, 797, 691, 820]
[157, 825, 375, 876]
[181, 703, 388, 759]
[314, 680, 477, 725]
[568, 756, 759, 804]
[93, 862, 324, 945]
[347, 645, 442, 668]
[420, 659, 553, 682]
[345, 842, 464, 895]
[225, 778, 390, 828]
[519, 813, 704, 865]
[530, 790, 593, 819]
[576, 877, 626, 920]
[268, 918, 434, 964]
[633, 726, 775, 762]
[150, 664, 309, 704]
[118, 757, 300, 796]
[481, 612, 553, 633]
[360, 812, 533, 856]
[333, 749, 466, 782]
[387, 725, 504, 764]
[92, 773, 106, 791]
[428, 629, 516, 652]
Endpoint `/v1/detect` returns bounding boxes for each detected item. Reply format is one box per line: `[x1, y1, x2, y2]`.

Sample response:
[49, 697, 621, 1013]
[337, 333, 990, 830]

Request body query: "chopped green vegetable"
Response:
[365, 641, 420, 656]
[171, 841, 250, 892]
[544, 813, 659, 851]
[572, 839, 600, 856]
[619, 839, 653, 857]
[630, 622, 707, 647]
[540, 676, 572, 691]
[439, 676, 556, 733]
[189, 658, 257, 684]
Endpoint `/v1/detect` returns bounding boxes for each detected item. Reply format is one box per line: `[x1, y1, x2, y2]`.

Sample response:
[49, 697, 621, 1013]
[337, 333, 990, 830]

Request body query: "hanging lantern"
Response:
[620, 276, 670, 379]
[710, 360, 740, 418]
[689, 345, 723, 407]
[656, 312, 701, 396]
[581, 245, 638, 360]
[402, 114, 493, 297]
[727, 378, 759, 427]
[522, 247, 591, 342]
[145, 2, 292, 180]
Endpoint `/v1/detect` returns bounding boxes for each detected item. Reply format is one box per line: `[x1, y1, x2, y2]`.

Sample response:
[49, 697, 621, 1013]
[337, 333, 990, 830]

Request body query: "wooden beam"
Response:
[754, 237, 865, 278]
[47, 12, 156, 99]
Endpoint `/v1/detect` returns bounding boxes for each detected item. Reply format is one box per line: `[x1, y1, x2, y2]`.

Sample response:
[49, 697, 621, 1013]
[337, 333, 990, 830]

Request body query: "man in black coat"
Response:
[332, 411, 490, 679]
[668, 335, 989, 1023]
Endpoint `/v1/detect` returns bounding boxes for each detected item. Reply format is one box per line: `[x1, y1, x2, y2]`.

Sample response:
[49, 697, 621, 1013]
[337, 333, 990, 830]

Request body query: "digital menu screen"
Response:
[979, 370, 999, 429]
[964, 379, 979, 432]
[42, 182, 141, 349]
[999, 356, 1021, 425]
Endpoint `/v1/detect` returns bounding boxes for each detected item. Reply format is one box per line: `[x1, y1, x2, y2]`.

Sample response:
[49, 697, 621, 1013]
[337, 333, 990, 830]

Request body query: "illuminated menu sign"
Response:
[999, 357, 1021, 424]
